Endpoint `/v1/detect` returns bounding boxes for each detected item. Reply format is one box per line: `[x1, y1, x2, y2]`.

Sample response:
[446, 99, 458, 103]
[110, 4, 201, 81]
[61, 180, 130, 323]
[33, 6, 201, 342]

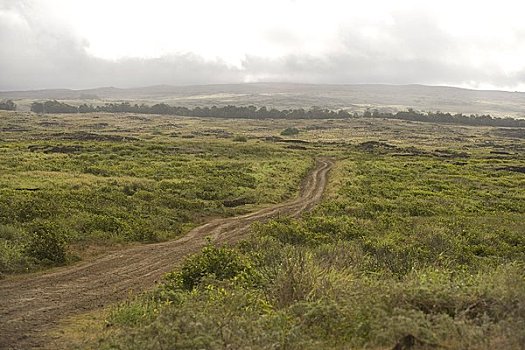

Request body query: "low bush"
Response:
[233, 135, 247, 142]
[281, 127, 300, 136]
[164, 244, 259, 291]
[24, 220, 68, 265]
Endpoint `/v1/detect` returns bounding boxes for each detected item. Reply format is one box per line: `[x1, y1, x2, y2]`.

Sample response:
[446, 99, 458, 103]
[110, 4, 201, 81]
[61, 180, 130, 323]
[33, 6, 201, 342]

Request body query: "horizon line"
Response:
[1, 82, 524, 94]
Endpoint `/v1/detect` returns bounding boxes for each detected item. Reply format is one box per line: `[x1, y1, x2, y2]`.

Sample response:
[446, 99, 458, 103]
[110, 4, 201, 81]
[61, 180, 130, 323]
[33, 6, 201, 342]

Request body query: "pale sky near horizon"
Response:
[1, 0, 525, 90]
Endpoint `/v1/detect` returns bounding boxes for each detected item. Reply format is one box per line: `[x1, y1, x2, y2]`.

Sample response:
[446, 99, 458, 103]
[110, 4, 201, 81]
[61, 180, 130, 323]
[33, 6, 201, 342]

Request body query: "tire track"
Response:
[0, 158, 333, 349]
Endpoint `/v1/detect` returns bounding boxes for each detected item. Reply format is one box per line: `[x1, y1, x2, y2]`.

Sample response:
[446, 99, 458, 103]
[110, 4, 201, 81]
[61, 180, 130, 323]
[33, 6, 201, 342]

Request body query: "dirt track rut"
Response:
[0, 159, 333, 349]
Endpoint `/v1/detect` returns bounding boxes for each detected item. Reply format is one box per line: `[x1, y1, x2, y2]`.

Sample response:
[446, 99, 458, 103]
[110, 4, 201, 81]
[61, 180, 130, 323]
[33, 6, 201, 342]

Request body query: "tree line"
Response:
[0, 99, 16, 111]
[364, 108, 525, 127]
[29, 100, 525, 127]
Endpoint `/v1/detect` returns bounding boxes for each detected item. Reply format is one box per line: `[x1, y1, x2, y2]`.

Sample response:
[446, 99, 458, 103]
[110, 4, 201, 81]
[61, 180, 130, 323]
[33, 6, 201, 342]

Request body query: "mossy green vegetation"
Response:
[1, 110, 523, 348]
[97, 136, 524, 349]
[0, 112, 312, 273]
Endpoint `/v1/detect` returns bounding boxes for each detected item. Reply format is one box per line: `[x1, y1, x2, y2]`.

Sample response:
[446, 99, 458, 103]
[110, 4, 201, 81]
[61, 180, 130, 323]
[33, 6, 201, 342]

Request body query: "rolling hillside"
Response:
[1, 83, 524, 118]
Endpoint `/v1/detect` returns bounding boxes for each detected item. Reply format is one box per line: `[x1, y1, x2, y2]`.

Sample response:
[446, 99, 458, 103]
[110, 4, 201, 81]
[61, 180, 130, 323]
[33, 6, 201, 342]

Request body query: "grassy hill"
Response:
[2, 83, 525, 118]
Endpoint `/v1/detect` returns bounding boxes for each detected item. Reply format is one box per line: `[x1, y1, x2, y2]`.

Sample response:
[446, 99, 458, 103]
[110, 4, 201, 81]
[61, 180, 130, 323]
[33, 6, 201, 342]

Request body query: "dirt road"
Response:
[0, 159, 333, 349]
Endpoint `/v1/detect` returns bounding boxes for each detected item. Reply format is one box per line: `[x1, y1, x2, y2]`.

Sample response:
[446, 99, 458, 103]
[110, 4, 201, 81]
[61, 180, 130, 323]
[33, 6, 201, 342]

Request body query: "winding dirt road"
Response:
[0, 159, 333, 349]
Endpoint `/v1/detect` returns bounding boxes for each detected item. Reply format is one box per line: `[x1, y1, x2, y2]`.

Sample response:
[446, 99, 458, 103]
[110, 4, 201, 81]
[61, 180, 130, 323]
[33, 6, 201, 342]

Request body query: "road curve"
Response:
[0, 158, 333, 349]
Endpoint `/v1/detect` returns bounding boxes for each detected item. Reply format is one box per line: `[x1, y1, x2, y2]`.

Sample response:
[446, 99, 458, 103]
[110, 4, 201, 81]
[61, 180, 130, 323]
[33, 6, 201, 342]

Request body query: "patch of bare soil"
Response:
[28, 145, 84, 154]
[47, 132, 138, 142]
[492, 128, 525, 139]
[0, 159, 333, 350]
[496, 166, 525, 173]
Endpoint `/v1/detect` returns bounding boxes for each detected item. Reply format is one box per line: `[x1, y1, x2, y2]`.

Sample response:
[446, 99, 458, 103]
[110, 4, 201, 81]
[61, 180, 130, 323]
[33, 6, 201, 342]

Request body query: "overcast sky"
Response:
[1, 0, 525, 91]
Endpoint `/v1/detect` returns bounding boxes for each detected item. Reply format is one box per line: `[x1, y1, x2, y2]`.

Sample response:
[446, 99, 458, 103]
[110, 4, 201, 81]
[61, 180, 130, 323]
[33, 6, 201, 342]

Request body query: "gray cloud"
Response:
[241, 54, 482, 85]
[0, 1, 242, 89]
[1, 1, 525, 90]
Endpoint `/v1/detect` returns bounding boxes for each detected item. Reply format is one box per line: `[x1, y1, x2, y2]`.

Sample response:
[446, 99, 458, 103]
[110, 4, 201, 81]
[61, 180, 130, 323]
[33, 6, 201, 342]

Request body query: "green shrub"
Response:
[129, 226, 161, 243]
[0, 240, 32, 273]
[24, 220, 68, 265]
[164, 244, 258, 290]
[108, 295, 161, 327]
[270, 249, 319, 308]
[305, 215, 361, 240]
[103, 286, 281, 350]
[0, 224, 32, 273]
[77, 214, 131, 240]
[0, 224, 21, 241]
[233, 135, 248, 142]
[280, 127, 300, 136]
[253, 216, 361, 247]
[253, 218, 330, 246]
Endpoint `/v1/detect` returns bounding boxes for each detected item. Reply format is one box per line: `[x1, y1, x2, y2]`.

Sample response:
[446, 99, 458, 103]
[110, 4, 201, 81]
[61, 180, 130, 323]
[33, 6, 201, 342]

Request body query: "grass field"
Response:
[94, 127, 524, 349]
[0, 111, 313, 273]
[1, 110, 524, 349]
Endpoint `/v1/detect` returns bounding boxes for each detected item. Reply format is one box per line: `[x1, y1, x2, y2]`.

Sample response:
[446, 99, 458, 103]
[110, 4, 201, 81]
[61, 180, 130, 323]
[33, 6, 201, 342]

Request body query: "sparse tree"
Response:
[0, 99, 16, 111]
[31, 102, 44, 114]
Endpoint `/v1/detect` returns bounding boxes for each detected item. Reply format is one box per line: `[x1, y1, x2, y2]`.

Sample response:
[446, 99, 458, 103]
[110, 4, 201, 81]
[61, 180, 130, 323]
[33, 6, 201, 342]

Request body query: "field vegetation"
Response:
[0, 111, 312, 274]
[1, 110, 523, 349]
[96, 138, 525, 349]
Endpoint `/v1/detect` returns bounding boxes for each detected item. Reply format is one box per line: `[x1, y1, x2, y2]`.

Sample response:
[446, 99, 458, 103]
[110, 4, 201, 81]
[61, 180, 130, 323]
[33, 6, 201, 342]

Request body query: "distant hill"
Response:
[1, 83, 524, 118]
